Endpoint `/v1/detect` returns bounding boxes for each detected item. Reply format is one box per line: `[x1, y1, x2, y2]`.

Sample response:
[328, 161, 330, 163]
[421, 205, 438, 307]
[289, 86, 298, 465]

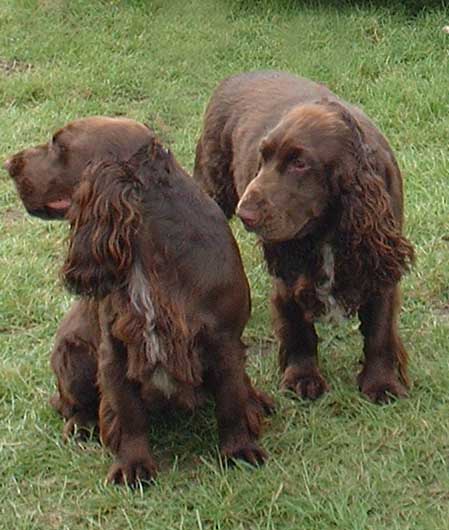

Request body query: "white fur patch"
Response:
[128, 261, 166, 365]
[315, 244, 346, 324]
[150, 365, 178, 398]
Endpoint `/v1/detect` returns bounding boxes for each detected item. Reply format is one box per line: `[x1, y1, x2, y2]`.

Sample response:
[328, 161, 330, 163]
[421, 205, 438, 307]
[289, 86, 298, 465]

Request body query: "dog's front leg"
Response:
[207, 336, 267, 466]
[272, 281, 329, 400]
[97, 310, 157, 486]
[357, 285, 409, 403]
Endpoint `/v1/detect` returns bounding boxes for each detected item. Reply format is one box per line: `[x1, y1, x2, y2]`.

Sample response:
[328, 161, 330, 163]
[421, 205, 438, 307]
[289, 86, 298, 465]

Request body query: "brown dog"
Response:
[60, 139, 273, 485]
[3, 116, 153, 219]
[2, 116, 153, 439]
[194, 71, 415, 403]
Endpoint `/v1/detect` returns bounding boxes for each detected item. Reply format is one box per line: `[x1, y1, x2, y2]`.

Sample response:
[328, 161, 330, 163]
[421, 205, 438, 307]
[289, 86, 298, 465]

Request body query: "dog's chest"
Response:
[150, 365, 178, 397]
[141, 364, 205, 412]
[294, 244, 346, 323]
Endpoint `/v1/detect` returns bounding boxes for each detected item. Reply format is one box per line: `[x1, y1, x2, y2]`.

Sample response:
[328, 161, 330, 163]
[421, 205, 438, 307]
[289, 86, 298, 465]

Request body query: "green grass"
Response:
[1, 0, 449, 528]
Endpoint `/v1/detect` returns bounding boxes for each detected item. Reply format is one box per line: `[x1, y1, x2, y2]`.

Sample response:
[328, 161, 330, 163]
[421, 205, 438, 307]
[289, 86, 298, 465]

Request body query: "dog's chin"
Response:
[256, 218, 314, 244]
[293, 217, 319, 239]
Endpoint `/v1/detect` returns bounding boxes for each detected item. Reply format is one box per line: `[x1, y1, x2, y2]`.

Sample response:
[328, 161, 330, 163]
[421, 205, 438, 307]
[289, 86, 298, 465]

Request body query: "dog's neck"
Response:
[262, 207, 338, 286]
[262, 206, 363, 321]
[263, 235, 323, 286]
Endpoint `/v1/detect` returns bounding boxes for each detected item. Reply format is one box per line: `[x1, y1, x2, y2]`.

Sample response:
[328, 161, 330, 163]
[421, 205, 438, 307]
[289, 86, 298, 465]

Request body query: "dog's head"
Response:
[236, 101, 355, 242]
[237, 99, 414, 290]
[3, 116, 153, 220]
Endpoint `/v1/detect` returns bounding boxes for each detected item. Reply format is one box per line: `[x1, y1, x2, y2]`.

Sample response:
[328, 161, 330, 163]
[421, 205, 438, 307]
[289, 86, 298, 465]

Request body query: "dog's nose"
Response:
[236, 205, 261, 229]
[3, 158, 11, 173]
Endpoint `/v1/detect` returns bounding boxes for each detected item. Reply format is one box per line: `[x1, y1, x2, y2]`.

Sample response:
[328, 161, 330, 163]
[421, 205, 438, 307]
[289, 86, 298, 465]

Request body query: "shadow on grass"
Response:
[226, 0, 448, 18]
[146, 401, 218, 470]
[51, 400, 220, 472]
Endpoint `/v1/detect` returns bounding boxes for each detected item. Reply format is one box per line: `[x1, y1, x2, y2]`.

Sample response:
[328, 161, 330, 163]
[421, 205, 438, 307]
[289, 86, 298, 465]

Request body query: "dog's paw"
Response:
[221, 440, 267, 466]
[281, 365, 329, 400]
[253, 388, 276, 416]
[62, 414, 98, 443]
[247, 385, 276, 416]
[358, 373, 408, 404]
[107, 456, 158, 487]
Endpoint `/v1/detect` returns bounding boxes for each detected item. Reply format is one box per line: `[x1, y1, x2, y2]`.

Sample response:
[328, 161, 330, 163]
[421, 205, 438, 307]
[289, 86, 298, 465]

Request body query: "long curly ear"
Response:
[62, 160, 142, 298]
[328, 103, 415, 296]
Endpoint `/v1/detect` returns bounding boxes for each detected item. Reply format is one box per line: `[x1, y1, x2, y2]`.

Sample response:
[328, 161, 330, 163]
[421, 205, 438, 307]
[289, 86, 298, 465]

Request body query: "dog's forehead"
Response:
[265, 105, 346, 153]
[53, 119, 116, 150]
[288, 105, 342, 133]
[55, 123, 93, 149]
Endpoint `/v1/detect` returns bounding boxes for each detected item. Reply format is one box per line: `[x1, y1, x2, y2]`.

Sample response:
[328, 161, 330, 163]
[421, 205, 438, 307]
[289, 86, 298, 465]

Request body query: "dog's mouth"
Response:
[28, 198, 71, 220]
[46, 198, 71, 212]
[256, 216, 314, 244]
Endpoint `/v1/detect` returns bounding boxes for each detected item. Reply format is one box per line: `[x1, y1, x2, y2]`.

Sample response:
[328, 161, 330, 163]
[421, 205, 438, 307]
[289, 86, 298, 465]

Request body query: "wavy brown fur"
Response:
[63, 154, 200, 385]
[329, 102, 415, 312]
[62, 161, 142, 298]
[193, 70, 414, 402]
[111, 267, 201, 386]
[57, 139, 272, 484]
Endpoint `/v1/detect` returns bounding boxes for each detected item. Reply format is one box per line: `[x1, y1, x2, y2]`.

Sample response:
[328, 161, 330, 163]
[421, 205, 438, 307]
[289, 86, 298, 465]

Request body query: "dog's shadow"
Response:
[227, 0, 445, 18]
[63, 400, 220, 473]
[146, 401, 219, 471]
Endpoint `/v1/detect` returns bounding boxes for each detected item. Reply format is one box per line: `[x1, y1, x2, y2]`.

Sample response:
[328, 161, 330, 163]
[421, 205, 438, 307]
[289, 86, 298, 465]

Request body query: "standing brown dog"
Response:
[61, 139, 273, 485]
[194, 71, 414, 403]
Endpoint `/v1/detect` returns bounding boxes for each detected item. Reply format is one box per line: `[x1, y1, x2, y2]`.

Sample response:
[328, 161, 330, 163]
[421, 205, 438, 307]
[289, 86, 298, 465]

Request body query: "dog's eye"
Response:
[289, 157, 307, 171]
[261, 145, 274, 161]
[50, 133, 67, 156]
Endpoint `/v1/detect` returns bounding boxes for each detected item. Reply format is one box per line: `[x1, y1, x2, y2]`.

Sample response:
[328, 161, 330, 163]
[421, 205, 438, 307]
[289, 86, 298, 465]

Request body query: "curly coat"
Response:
[194, 71, 414, 403]
[58, 140, 273, 485]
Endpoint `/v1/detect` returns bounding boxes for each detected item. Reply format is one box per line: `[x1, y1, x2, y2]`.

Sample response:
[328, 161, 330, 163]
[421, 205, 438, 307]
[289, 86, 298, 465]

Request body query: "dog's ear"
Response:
[62, 161, 142, 298]
[327, 101, 414, 293]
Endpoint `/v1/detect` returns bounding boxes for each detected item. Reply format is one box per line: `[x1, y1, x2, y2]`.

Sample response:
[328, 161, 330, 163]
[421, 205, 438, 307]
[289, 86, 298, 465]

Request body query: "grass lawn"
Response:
[1, 1, 449, 528]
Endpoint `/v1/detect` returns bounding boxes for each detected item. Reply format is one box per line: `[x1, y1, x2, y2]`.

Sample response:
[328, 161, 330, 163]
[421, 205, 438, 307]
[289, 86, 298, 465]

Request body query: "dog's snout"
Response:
[2, 158, 12, 173]
[236, 190, 267, 229]
[236, 204, 261, 229]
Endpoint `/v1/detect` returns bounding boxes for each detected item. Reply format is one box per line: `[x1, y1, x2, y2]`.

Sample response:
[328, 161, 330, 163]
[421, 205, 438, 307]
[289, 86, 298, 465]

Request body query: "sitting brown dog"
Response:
[2, 116, 154, 439]
[194, 71, 415, 403]
[60, 139, 273, 485]
[3, 116, 153, 219]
